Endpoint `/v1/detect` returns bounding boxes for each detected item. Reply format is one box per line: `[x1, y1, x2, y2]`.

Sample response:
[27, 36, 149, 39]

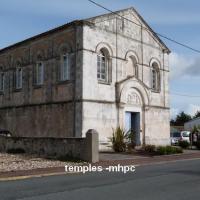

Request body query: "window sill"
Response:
[57, 80, 72, 85]
[33, 84, 43, 89]
[98, 80, 111, 85]
[13, 88, 22, 93]
[151, 89, 160, 93]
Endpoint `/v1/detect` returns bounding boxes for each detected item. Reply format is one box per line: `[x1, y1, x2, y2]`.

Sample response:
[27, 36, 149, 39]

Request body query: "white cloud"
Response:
[169, 53, 200, 79]
[186, 104, 200, 116]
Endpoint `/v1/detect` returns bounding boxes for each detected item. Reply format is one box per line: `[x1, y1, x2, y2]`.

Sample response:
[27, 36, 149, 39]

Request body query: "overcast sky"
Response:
[1, 0, 200, 118]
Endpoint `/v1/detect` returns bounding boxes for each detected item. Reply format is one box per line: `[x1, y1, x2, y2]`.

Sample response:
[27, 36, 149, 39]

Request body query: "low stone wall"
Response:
[0, 129, 99, 163]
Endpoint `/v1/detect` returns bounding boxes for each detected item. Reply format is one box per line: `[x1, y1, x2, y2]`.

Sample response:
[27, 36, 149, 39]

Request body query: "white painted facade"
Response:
[80, 8, 171, 148]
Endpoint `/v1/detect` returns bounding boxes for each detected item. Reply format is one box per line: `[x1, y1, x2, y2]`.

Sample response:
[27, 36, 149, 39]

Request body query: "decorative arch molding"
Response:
[149, 57, 161, 69]
[59, 43, 73, 54]
[116, 77, 150, 108]
[125, 50, 139, 63]
[95, 42, 113, 57]
[36, 50, 45, 61]
[14, 57, 23, 67]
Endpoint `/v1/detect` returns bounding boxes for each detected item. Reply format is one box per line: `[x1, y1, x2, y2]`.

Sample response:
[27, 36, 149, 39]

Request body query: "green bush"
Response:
[110, 127, 126, 152]
[157, 146, 183, 155]
[6, 148, 25, 154]
[179, 141, 190, 149]
[157, 146, 166, 155]
[144, 145, 156, 153]
[126, 130, 136, 149]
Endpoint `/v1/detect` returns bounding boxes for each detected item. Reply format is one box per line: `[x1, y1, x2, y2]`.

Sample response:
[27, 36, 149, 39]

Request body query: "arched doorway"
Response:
[116, 77, 150, 146]
[124, 88, 143, 146]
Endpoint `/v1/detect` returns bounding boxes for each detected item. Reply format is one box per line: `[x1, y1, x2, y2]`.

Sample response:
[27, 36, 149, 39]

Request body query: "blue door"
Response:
[125, 112, 141, 145]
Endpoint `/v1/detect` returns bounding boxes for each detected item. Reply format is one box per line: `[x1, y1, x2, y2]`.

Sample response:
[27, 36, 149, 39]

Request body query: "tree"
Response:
[172, 111, 192, 126]
[193, 111, 200, 119]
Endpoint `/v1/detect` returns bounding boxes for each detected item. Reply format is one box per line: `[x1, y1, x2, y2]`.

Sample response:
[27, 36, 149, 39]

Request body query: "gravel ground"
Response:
[0, 153, 83, 172]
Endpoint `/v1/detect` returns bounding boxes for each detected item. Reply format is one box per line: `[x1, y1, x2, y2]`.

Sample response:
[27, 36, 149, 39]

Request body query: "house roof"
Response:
[0, 20, 86, 54]
[87, 7, 171, 54]
[0, 7, 171, 54]
[185, 117, 200, 125]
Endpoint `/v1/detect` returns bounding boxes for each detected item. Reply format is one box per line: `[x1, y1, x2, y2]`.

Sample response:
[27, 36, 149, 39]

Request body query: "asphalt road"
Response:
[0, 159, 200, 200]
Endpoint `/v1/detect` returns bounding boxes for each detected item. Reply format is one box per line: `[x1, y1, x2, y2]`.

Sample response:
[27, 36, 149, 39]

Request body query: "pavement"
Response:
[0, 158, 200, 200]
[0, 150, 200, 181]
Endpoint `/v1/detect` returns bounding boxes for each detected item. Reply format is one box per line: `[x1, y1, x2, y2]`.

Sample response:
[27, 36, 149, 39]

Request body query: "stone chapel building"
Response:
[0, 8, 171, 148]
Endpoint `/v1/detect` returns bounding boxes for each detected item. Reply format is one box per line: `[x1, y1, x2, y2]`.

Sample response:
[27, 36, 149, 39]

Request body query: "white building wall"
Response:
[81, 8, 170, 147]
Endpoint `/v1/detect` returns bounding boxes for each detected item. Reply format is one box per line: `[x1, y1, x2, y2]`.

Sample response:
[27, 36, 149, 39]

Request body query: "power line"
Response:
[88, 0, 200, 54]
[88, 0, 200, 98]
[171, 92, 200, 98]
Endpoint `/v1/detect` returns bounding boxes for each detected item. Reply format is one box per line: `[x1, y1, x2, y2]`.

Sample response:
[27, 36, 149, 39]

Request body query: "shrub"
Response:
[126, 130, 136, 149]
[157, 146, 166, 155]
[144, 145, 156, 153]
[179, 141, 190, 149]
[110, 127, 126, 152]
[6, 148, 25, 154]
[157, 146, 183, 155]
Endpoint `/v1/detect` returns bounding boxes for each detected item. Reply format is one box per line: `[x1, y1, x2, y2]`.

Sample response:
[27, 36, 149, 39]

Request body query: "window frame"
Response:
[151, 62, 160, 92]
[60, 53, 70, 82]
[35, 61, 44, 86]
[97, 49, 110, 83]
[15, 67, 23, 90]
[0, 72, 5, 93]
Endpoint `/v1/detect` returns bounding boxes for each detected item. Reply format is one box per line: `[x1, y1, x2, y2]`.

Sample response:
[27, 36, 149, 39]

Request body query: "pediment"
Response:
[87, 8, 170, 53]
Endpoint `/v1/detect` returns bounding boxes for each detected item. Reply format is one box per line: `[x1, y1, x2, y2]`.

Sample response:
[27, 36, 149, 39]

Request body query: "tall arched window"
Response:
[35, 61, 44, 85]
[0, 71, 4, 92]
[97, 48, 109, 82]
[126, 56, 138, 78]
[15, 62, 23, 89]
[151, 62, 160, 92]
[60, 54, 70, 81]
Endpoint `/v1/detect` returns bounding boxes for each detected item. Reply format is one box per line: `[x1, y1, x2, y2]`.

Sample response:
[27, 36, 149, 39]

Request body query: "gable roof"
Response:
[87, 7, 171, 54]
[0, 7, 170, 54]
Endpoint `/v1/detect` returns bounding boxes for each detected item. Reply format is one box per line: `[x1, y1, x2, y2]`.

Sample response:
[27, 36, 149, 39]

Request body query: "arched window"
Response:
[15, 63, 23, 89]
[35, 61, 44, 85]
[97, 48, 110, 82]
[0, 71, 4, 92]
[151, 62, 160, 92]
[126, 56, 138, 77]
[60, 54, 70, 81]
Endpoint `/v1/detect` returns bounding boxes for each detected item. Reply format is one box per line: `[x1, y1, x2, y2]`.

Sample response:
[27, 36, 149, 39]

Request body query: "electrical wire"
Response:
[88, 0, 200, 53]
[88, 0, 200, 98]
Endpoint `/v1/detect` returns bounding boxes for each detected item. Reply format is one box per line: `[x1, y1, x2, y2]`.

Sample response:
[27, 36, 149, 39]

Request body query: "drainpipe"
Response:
[116, 17, 119, 127]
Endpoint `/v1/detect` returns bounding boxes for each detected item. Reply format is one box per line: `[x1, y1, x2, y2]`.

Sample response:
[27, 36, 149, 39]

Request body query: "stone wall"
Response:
[0, 130, 99, 163]
[0, 22, 84, 138]
[0, 102, 74, 138]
